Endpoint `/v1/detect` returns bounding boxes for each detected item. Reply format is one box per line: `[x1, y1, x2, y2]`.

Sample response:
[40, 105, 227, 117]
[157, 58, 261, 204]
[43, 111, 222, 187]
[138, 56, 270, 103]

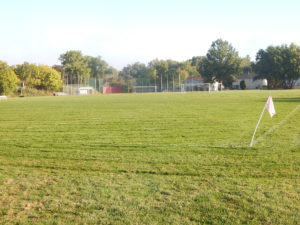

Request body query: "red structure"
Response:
[103, 86, 122, 94]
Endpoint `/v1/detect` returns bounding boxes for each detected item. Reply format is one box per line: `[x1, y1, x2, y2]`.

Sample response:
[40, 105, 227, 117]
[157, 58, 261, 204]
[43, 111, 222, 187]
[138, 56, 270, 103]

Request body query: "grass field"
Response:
[0, 90, 300, 224]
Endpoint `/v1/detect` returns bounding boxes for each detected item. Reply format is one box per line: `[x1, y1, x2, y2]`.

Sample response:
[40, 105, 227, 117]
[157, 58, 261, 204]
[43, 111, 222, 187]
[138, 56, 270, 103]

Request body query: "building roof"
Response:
[186, 76, 204, 81]
[236, 72, 258, 80]
[79, 86, 93, 90]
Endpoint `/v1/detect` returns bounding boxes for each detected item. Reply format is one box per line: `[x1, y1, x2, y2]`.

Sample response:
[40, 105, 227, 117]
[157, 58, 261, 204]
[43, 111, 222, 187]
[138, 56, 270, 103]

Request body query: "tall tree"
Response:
[254, 44, 300, 89]
[254, 46, 281, 89]
[15, 63, 39, 88]
[85, 56, 108, 80]
[240, 55, 253, 74]
[85, 56, 111, 91]
[166, 60, 179, 91]
[52, 64, 64, 81]
[281, 43, 300, 88]
[200, 39, 242, 88]
[176, 67, 189, 88]
[149, 59, 168, 91]
[14, 62, 35, 86]
[181, 61, 199, 77]
[119, 62, 155, 87]
[59, 51, 90, 86]
[189, 56, 206, 74]
[118, 65, 136, 92]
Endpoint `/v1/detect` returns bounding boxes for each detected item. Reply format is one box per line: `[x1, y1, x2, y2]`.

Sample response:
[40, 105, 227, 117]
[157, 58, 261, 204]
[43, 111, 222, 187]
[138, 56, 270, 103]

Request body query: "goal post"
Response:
[201, 83, 212, 92]
[203, 83, 219, 92]
[133, 86, 157, 93]
[63, 84, 96, 95]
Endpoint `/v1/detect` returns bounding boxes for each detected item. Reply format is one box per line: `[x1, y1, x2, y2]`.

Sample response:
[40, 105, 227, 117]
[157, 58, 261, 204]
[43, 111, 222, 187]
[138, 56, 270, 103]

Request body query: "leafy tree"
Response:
[166, 60, 179, 91]
[176, 60, 199, 89]
[14, 62, 36, 86]
[180, 61, 199, 77]
[281, 43, 300, 88]
[119, 59, 199, 92]
[59, 51, 91, 85]
[254, 43, 300, 89]
[85, 56, 109, 80]
[176, 67, 189, 87]
[52, 64, 64, 74]
[15, 63, 62, 91]
[254, 46, 283, 89]
[190, 56, 206, 74]
[118, 66, 136, 92]
[52, 64, 64, 81]
[106, 66, 119, 79]
[200, 39, 242, 88]
[35, 65, 62, 91]
[25, 64, 40, 88]
[151, 68, 158, 87]
[85, 56, 113, 91]
[240, 55, 253, 74]
[0, 61, 19, 95]
[119, 62, 156, 90]
[150, 59, 168, 91]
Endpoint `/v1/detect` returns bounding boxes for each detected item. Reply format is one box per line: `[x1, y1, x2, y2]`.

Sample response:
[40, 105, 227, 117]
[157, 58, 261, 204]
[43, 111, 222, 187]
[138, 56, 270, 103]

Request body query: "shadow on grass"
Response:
[274, 97, 300, 103]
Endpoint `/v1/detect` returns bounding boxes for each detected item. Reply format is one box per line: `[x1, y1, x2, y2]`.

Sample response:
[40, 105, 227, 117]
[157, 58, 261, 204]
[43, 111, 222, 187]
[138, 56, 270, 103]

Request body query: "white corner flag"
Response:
[249, 95, 276, 147]
[265, 96, 276, 118]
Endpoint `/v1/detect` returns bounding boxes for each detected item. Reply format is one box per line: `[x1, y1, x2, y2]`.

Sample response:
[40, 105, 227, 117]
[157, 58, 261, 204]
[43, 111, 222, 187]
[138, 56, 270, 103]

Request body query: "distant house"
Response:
[184, 76, 204, 91]
[232, 73, 267, 89]
[184, 76, 220, 91]
[76, 86, 94, 95]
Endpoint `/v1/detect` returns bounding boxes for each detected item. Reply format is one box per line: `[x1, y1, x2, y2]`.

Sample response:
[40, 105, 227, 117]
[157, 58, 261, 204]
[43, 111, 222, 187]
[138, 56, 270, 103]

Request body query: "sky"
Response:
[1, 0, 300, 69]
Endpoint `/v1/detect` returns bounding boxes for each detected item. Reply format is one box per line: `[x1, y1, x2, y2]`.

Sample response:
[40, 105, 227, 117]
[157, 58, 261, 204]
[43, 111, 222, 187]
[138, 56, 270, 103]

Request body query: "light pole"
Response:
[161, 74, 163, 92]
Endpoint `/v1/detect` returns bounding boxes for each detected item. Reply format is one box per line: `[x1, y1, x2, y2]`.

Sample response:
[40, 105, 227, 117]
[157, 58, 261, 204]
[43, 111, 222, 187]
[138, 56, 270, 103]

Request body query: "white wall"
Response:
[294, 79, 300, 88]
[233, 79, 267, 89]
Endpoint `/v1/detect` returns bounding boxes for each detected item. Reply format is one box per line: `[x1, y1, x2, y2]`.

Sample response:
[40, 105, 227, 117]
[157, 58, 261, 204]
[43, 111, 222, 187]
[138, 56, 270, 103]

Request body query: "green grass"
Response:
[0, 90, 300, 224]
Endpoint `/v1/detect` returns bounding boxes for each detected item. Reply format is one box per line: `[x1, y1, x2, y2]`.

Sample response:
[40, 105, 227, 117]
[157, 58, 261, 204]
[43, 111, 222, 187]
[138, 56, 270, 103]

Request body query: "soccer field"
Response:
[0, 90, 300, 224]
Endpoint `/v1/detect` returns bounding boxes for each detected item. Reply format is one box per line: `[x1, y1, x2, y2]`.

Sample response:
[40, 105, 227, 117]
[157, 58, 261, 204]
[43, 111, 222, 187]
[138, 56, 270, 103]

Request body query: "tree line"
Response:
[254, 44, 300, 89]
[1, 39, 300, 95]
[0, 62, 61, 95]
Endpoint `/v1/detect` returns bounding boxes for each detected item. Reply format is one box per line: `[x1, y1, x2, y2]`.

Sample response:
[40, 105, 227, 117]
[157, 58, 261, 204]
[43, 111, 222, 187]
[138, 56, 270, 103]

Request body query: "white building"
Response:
[232, 73, 267, 89]
[76, 87, 94, 95]
[294, 79, 300, 88]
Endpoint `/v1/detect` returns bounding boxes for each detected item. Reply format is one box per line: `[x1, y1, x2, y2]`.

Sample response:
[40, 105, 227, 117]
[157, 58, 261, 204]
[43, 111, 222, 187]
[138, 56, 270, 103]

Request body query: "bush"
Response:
[21, 87, 50, 97]
[15, 63, 62, 92]
[240, 80, 246, 90]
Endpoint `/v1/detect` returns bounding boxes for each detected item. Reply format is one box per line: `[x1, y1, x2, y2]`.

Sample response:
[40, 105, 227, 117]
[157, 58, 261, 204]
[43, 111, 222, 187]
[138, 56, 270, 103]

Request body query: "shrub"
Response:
[240, 80, 246, 90]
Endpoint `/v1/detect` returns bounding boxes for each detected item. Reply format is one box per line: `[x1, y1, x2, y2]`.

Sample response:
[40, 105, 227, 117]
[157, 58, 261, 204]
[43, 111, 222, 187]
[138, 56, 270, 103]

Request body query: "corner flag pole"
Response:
[249, 103, 266, 147]
[249, 94, 276, 147]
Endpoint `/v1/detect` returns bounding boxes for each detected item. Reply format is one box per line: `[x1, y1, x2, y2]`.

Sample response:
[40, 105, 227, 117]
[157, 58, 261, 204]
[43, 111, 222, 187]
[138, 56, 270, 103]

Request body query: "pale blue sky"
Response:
[1, 0, 299, 69]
